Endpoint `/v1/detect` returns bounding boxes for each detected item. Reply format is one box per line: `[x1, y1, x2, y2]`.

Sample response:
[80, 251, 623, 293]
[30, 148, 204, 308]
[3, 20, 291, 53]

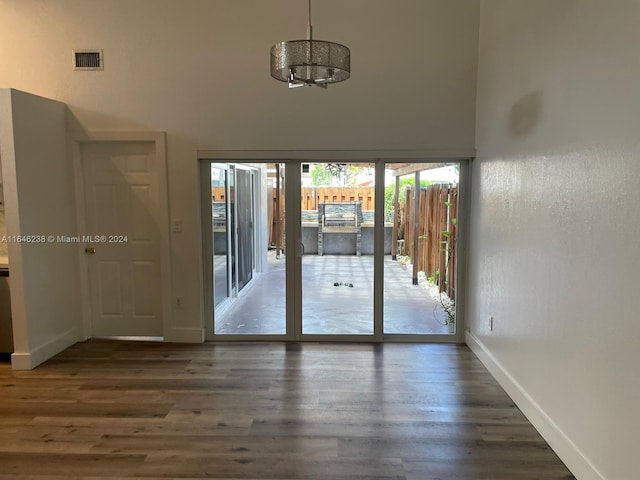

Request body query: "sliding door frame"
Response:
[199, 150, 474, 343]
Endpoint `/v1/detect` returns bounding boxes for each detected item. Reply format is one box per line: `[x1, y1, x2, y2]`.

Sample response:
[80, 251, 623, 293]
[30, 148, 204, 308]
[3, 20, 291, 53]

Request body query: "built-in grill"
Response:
[321, 203, 359, 233]
[318, 202, 363, 256]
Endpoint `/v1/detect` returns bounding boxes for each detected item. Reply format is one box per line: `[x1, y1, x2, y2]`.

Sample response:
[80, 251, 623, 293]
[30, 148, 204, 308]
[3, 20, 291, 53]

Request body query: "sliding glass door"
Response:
[383, 163, 460, 337]
[202, 157, 467, 342]
[300, 162, 375, 336]
[206, 163, 286, 336]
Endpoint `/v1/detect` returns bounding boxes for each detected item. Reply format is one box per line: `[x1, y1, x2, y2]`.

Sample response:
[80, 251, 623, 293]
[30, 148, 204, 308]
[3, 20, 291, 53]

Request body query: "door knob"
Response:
[85, 247, 96, 255]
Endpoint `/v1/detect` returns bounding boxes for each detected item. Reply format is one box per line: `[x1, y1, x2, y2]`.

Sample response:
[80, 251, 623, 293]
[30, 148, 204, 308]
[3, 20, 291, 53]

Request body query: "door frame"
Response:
[198, 149, 474, 343]
[201, 161, 270, 340]
[72, 131, 172, 340]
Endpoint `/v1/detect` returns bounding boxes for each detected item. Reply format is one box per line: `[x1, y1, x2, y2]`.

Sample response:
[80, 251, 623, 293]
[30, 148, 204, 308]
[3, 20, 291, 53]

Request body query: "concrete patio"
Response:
[215, 253, 452, 336]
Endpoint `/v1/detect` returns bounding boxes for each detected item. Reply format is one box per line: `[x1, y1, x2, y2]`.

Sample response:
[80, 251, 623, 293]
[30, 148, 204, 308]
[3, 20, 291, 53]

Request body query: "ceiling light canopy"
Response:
[270, 0, 350, 88]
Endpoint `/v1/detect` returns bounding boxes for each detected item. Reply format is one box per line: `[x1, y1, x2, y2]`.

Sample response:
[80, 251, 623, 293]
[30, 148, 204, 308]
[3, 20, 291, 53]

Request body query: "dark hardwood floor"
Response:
[0, 340, 575, 479]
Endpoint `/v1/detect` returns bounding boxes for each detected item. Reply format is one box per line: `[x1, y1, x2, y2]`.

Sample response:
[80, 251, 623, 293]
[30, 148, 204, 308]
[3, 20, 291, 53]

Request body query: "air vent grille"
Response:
[73, 50, 103, 70]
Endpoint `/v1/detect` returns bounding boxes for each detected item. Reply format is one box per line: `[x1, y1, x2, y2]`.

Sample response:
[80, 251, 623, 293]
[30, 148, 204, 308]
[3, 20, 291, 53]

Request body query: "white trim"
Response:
[453, 158, 472, 343]
[155, 133, 172, 341]
[198, 149, 476, 162]
[169, 327, 205, 343]
[465, 331, 605, 480]
[199, 162, 214, 341]
[73, 131, 173, 341]
[11, 327, 79, 370]
[383, 333, 460, 343]
[69, 134, 91, 340]
[285, 162, 301, 340]
[373, 159, 385, 340]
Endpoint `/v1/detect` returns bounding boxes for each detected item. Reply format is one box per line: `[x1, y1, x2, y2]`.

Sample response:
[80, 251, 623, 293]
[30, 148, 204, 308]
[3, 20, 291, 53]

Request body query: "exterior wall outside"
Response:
[361, 226, 392, 255]
[301, 227, 392, 255]
[301, 226, 318, 254]
[321, 232, 357, 256]
[470, 2, 640, 479]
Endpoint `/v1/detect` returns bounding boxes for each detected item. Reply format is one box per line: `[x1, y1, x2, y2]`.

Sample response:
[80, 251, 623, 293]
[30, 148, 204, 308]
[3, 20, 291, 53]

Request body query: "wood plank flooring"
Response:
[0, 340, 576, 479]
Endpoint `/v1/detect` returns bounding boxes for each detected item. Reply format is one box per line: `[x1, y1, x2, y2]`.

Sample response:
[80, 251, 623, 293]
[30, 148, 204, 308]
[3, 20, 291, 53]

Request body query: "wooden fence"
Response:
[400, 184, 458, 299]
[270, 187, 285, 248]
[212, 187, 226, 202]
[213, 187, 374, 211]
[301, 187, 375, 211]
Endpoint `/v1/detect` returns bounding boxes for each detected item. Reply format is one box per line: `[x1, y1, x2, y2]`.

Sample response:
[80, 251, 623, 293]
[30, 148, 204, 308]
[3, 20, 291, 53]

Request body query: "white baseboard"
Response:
[465, 331, 605, 480]
[11, 327, 79, 370]
[167, 327, 205, 343]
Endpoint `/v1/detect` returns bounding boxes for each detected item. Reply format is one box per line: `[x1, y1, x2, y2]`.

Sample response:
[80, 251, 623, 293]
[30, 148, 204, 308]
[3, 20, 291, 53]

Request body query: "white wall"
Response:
[0, 0, 479, 338]
[468, 2, 640, 479]
[0, 89, 81, 369]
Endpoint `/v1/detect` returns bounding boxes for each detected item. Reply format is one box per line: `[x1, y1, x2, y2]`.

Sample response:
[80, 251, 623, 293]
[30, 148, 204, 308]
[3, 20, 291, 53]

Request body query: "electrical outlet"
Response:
[488, 315, 494, 331]
[175, 296, 184, 309]
[172, 219, 182, 233]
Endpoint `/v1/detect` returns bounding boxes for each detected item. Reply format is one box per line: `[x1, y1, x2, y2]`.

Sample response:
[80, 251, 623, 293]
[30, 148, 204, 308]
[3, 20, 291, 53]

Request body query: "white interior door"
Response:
[82, 141, 163, 336]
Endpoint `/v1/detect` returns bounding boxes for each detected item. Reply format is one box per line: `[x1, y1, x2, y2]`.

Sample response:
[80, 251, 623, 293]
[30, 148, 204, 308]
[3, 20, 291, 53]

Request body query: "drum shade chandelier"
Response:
[270, 0, 350, 88]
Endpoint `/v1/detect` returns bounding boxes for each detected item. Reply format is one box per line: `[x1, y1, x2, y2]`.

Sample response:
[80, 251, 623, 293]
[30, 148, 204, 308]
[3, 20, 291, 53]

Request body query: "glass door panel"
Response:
[213, 163, 286, 335]
[383, 163, 459, 335]
[301, 162, 375, 335]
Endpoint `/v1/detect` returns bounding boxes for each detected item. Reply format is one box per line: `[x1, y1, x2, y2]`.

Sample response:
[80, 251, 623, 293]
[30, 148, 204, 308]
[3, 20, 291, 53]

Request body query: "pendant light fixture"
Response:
[270, 0, 350, 88]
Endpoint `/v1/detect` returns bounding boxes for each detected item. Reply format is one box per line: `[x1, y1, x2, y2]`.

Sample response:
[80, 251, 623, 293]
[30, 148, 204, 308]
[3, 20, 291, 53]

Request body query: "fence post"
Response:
[391, 175, 400, 260]
[412, 172, 420, 285]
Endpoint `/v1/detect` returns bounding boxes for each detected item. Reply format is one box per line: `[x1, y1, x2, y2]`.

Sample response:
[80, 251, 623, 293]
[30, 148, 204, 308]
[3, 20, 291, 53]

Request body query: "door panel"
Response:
[383, 163, 459, 336]
[132, 261, 156, 315]
[211, 163, 286, 336]
[82, 142, 163, 337]
[129, 185, 155, 241]
[300, 163, 375, 336]
[98, 261, 122, 315]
